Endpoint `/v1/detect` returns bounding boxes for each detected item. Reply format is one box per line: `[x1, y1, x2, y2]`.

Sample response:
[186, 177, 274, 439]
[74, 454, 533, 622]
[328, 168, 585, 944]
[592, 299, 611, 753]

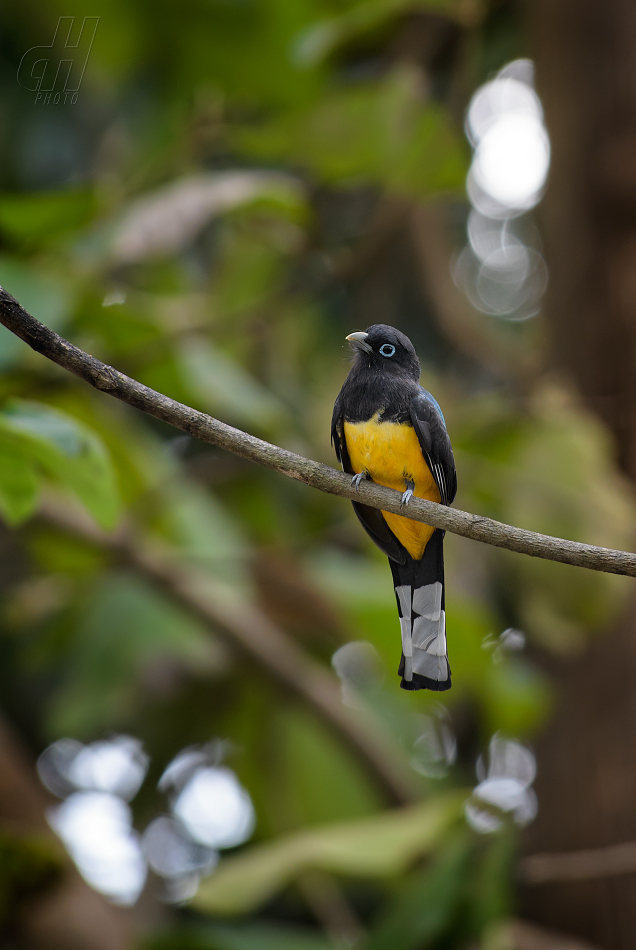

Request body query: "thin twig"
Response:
[521, 839, 636, 884]
[505, 920, 601, 950]
[40, 499, 418, 806]
[297, 870, 365, 949]
[1, 285, 636, 577]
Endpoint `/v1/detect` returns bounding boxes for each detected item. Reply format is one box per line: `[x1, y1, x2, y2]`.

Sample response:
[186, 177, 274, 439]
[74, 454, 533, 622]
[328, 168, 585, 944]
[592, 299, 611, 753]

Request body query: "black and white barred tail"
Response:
[389, 530, 450, 691]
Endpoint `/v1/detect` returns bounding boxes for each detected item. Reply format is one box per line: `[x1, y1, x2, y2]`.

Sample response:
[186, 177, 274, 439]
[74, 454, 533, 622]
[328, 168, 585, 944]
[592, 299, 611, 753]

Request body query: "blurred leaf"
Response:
[160, 480, 248, 569]
[238, 68, 467, 196]
[507, 385, 636, 650]
[364, 829, 473, 950]
[0, 448, 39, 526]
[0, 401, 121, 529]
[466, 828, 516, 936]
[455, 382, 636, 657]
[388, 103, 468, 197]
[306, 547, 394, 610]
[47, 389, 175, 506]
[85, 302, 163, 355]
[481, 658, 551, 738]
[214, 227, 287, 318]
[28, 527, 107, 578]
[177, 337, 287, 430]
[111, 173, 304, 264]
[276, 707, 382, 828]
[294, 0, 475, 67]
[0, 258, 72, 370]
[0, 188, 96, 245]
[47, 572, 225, 737]
[193, 793, 464, 915]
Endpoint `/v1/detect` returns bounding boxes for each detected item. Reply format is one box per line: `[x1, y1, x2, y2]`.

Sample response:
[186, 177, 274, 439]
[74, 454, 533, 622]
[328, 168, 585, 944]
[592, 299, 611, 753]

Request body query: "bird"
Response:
[331, 324, 456, 691]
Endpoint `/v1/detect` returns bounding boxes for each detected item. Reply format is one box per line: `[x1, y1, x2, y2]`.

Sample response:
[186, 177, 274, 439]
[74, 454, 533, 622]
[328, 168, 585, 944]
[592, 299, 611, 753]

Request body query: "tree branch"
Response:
[1, 286, 635, 577]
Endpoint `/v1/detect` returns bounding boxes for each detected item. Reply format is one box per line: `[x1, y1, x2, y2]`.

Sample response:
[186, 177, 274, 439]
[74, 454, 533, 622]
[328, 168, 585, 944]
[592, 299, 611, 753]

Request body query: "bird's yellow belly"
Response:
[344, 415, 440, 560]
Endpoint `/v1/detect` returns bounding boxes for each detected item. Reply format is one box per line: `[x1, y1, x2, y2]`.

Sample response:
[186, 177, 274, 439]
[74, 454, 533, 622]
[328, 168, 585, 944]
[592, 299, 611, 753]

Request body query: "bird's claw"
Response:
[351, 472, 367, 492]
[400, 480, 415, 508]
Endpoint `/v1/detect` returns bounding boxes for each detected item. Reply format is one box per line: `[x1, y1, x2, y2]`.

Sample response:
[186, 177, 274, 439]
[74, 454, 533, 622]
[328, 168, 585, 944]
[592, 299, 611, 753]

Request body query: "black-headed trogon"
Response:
[332, 325, 457, 692]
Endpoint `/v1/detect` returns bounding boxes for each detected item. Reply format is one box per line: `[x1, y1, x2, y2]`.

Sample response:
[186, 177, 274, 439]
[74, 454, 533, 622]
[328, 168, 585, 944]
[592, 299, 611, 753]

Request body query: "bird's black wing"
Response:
[331, 393, 407, 565]
[330, 392, 346, 468]
[409, 389, 457, 506]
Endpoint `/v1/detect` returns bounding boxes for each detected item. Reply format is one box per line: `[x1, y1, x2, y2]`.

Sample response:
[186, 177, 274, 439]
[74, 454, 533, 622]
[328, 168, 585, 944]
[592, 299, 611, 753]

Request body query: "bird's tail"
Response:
[389, 530, 450, 691]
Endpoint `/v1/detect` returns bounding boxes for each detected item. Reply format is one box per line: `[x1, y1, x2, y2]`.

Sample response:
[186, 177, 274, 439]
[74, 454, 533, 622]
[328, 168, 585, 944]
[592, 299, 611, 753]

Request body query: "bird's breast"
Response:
[343, 414, 440, 559]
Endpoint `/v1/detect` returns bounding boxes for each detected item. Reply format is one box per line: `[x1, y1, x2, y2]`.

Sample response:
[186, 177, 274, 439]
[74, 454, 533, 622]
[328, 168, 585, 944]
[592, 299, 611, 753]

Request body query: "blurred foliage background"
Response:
[0, 0, 634, 948]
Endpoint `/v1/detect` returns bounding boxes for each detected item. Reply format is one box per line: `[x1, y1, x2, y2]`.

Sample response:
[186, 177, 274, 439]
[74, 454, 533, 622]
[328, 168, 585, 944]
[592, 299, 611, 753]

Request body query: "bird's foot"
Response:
[400, 480, 415, 508]
[351, 471, 367, 492]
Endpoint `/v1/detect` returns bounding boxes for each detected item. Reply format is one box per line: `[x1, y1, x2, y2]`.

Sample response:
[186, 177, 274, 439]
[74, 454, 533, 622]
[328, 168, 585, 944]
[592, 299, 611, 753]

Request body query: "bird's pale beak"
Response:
[346, 331, 372, 354]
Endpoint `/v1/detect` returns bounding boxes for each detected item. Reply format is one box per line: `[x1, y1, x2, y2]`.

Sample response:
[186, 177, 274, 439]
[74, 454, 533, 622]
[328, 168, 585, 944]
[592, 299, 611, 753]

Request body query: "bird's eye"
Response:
[379, 344, 395, 357]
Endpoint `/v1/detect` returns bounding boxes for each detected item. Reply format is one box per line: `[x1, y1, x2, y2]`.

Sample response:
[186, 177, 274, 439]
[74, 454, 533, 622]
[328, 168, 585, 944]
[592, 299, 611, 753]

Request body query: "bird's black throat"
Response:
[339, 365, 420, 425]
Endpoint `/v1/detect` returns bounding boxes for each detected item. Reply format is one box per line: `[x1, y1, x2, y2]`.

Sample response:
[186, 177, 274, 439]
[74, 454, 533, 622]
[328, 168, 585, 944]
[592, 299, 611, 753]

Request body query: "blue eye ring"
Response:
[379, 343, 396, 357]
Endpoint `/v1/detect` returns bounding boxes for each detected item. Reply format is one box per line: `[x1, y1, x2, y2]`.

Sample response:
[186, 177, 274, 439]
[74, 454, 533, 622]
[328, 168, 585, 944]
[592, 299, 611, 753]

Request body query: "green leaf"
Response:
[466, 829, 516, 936]
[481, 659, 552, 738]
[0, 258, 72, 370]
[0, 400, 121, 529]
[237, 68, 467, 196]
[388, 104, 469, 197]
[0, 448, 39, 526]
[0, 188, 96, 245]
[214, 228, 285, 318]
[364, 830, 473, 950]
[47, 572, 225, 737]
[193, 793, 464, 916]
[177, 337, 287, 431]
[110, 173, 306, 264]
[159, 480, 249, 587]
[276, 706, 382, 828]
[294, 0, 472, 67]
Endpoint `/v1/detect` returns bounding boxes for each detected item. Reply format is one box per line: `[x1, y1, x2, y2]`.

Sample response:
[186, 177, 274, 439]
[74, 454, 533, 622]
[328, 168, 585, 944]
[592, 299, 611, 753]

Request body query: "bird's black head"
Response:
[346, 324, 420, 380]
